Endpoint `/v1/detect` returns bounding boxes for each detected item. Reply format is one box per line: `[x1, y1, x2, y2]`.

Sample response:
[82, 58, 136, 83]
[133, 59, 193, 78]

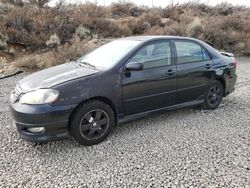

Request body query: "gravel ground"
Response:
[0, 57, 249, 188]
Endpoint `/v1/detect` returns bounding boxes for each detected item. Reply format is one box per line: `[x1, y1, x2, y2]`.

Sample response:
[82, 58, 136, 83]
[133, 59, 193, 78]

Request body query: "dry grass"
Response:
[14, 37, 111, 71]
[0, 1, 250, 71]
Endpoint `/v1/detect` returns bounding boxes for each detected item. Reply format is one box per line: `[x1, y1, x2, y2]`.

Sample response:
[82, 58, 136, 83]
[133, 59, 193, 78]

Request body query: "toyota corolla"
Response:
[10, 36, 237, 146]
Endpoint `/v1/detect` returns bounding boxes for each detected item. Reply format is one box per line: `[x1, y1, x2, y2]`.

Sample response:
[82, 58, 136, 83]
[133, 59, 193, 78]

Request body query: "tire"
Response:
[70, 100, 115, 146]
[203, 80, 224, 110]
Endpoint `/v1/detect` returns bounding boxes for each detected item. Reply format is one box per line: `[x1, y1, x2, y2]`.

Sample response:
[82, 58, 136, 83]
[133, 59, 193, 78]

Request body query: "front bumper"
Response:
[10, 102, 76, 142]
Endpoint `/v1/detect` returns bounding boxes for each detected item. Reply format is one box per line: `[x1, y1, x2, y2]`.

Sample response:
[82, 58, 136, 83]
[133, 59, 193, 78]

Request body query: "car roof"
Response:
[120, 35, 197, 42]
[120, 35, 221, 59]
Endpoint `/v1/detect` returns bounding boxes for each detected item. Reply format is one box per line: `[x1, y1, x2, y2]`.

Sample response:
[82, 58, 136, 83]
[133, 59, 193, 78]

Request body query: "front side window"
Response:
[175, 41, 211, 64]
[130, 41, 172, 69]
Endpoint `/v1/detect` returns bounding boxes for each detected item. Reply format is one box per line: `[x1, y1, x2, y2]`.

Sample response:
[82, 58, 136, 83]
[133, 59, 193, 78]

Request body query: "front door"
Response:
[122, 41, 177, 115]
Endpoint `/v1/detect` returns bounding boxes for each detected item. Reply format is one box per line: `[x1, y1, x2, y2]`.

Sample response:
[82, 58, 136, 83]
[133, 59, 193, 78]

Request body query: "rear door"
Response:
[174, 40, 213, 104]
[122, 40, 177, 115]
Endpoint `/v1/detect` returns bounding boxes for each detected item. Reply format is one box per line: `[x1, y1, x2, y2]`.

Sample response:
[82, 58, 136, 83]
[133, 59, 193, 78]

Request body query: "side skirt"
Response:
[117, 99, 204, 124]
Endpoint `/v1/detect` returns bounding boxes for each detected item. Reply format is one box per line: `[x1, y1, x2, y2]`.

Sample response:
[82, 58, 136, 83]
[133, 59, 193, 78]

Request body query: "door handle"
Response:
[205, 64, 211, 69]
[166, 69, 175, 76]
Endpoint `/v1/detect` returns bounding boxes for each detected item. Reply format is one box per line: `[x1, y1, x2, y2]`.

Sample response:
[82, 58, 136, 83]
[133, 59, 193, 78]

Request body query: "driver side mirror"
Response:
[125, 62, 143, 71]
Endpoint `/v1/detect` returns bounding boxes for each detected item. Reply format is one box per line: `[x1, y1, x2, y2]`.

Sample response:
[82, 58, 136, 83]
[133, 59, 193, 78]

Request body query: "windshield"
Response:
[78, 40, 141, 69]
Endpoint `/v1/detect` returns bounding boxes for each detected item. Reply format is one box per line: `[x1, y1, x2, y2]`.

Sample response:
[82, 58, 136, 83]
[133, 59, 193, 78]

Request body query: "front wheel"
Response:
[203, 80, 224, 110]
[70, 100, 115, 146]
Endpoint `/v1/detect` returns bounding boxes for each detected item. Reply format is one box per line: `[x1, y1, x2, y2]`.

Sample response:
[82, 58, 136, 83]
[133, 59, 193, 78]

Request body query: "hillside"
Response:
[0, 1, 250, 75]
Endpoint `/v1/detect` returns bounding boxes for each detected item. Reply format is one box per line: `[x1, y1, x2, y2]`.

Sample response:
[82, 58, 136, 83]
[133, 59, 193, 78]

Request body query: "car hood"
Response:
[19, 62, 99, 91]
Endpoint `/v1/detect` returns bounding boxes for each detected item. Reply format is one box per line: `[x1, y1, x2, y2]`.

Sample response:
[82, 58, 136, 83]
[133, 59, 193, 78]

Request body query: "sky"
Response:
[49, 0, 249, 7]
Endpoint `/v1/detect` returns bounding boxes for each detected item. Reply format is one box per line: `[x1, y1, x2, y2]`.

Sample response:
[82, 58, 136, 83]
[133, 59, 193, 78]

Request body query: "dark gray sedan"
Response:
[10, 36, 237, 146]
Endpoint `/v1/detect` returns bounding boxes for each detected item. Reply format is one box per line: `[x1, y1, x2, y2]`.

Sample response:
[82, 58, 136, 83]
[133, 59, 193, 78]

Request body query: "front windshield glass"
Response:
[78, 40, 141, 69]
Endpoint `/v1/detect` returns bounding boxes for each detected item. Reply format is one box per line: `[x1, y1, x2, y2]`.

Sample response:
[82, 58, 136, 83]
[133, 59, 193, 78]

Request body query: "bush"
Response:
[216, 3, 234, 16]
[15, 55, 43, 71]
[1, 1, 250, 72]
[5, 27, 48, 50]
[0, 40, 8, 50]
[0, 32, 8, 50]
[15, 37, 112, 71]
[0, 2, 14, 14]
[111, 2, 135, 17]
[5, 8, 33, 32]
[244, 40, 250, 55]
[46, 33, 60, 49]
[28, 0, 50, 8]
[1, 0, 24, 6]
[162, 6, 184, 21]
[88, 18, 131, 37]
[200, 19, 245, 53]
[75, 26, 92, 40]
[128, 12, 162, 34]
[129, 5, 144, 17]
[187, 17, 203, 37]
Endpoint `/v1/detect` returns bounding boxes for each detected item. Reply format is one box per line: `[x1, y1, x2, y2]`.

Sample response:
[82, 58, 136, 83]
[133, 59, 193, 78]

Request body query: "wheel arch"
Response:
[68, 96, 118, 130]
[215, 77, 226, 96]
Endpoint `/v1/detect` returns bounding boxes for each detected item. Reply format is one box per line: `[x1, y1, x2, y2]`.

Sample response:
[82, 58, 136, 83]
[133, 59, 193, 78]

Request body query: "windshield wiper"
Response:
[79, 61, 96, 69]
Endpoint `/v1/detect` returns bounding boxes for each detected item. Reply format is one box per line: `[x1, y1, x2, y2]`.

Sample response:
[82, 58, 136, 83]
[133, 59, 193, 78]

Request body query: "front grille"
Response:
[11, 85, 23, 103]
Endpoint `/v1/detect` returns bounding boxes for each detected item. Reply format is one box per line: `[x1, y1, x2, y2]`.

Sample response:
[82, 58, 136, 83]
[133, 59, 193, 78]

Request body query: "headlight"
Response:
[19, 89, 59, 104]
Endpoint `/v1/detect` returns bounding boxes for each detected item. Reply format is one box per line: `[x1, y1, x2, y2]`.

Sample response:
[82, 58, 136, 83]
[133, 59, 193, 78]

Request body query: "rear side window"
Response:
[130, 41, 172, 69]
[175, 41, 211, 64]
[202, 48, 211, 61]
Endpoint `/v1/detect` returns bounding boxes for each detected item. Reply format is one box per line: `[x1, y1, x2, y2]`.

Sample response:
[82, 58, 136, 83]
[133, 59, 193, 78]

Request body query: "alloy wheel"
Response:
[208, 85, 222, 106]
[79, 109, 109, 140]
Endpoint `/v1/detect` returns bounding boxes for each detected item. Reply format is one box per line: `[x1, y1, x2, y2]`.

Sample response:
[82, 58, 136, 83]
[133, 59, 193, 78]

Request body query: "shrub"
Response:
[217, 15, 244, 31]
[15, 55, 43, 71]
[187, 17, 203, 37]
[244, 42, 250, 55]
[5, 8, 33, 32]
[15, 37, 112, 71]
[0, 40, 8, 50]
[216, 3, 233, 16]
[46, 33, 60, 49]
[28, 0, 50, 8]
[0, 2, 14, 14]
[75, 26, 92, 40]
[166, 22, 187, 36]
[146, 21, 188, 36]
[0, 32, 8, 50]
[5, 27, 48, 50]
[201, 20, 245, 53]
[129, 5, 144, 17]
[162, 6, 184, 21]
[88, 18, 131, 37]
[2, 1, 250, 71]
[128, 18, 150, 34]
[77, 3, 107, 18]
[128, 12, 162, 34]
[111, 2, 135, 17]
[1, 0, 24, 6]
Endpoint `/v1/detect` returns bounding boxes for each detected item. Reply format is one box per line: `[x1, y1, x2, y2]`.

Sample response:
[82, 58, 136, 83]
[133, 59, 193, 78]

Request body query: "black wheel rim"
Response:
[79, 109, 109, 140]
[208, 84, 222, 106]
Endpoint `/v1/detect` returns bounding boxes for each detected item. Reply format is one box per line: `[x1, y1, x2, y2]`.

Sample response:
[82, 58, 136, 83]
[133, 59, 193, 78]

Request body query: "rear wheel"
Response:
[203, 80, 223, 110]
[70, 100, 114, 146]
